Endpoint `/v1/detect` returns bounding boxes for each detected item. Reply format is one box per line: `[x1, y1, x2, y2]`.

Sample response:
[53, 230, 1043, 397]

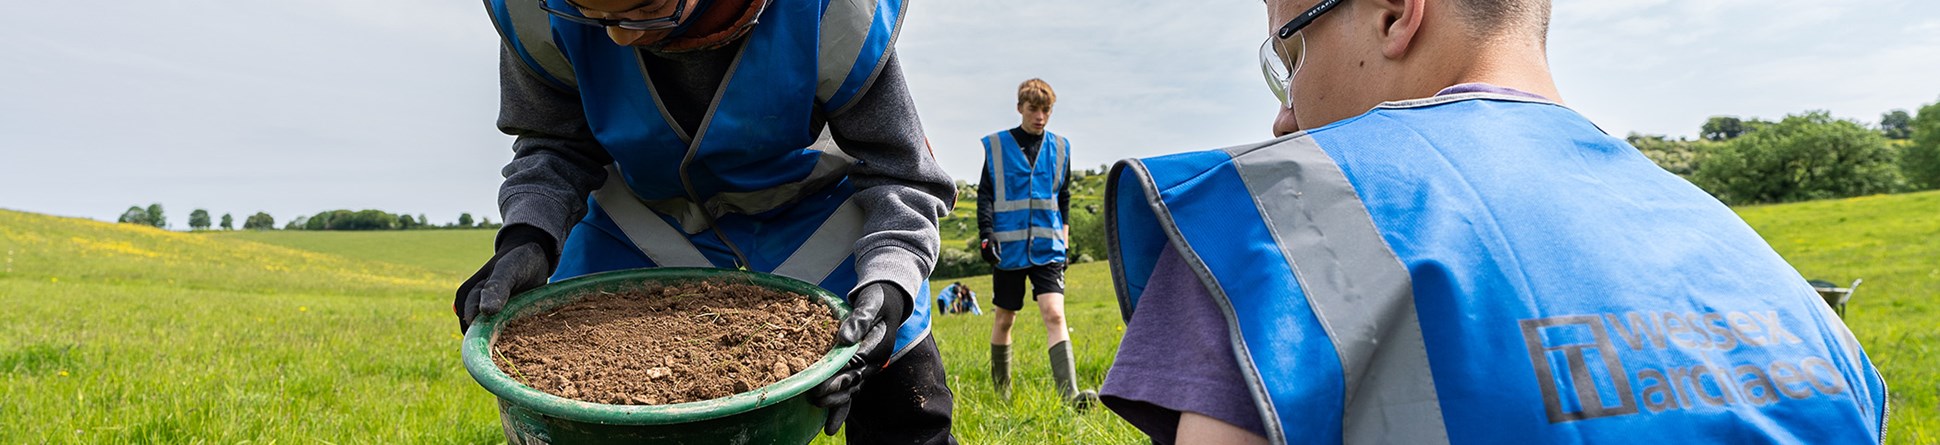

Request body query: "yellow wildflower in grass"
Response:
[70, 237, 164, 258]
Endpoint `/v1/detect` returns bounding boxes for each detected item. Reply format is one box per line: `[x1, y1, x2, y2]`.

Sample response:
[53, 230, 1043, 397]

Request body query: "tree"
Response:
[1699, 116, 1774, 142]
[1700, 116, 1746, 141]
[458, 213, 475, 228]
[300, 209, 400, 231]
[417, 214, 428, 227]
[220, 213, 234, 230]
[1881, 109, 1914, 140]
[285, 215, 309, 230]
[1067, 204, 1107, 264]
[144, 203, 167, 229]
[188, 209, 212, 231]
[1692, 111, 1904, 205]
[397, 213, 418, 230]
[1904, 101, 1940, 190]
[243, 212, 275, 230]
[304, 211, 333, 230]
[117, 206, 151, 226]
[1626, 133, 1709, 180]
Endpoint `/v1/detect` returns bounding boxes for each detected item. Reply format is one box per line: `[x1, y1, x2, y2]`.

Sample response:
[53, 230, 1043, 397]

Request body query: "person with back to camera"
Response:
[1098, 0, 1889, 443]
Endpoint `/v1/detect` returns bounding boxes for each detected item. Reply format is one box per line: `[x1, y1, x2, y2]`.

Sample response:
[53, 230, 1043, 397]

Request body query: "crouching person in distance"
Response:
[456, 0, 957, 442]
[1098, 0, 1888, 443]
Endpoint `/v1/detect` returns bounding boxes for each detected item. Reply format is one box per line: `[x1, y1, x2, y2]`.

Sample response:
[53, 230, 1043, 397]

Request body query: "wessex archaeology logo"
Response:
[1519, 311, 1848, 423]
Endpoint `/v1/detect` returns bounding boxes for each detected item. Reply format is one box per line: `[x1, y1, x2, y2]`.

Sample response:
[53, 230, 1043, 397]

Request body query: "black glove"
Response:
[808, 281, 910, 436]
[979, 238, 1001, 265]
[454, 225, 556, 333]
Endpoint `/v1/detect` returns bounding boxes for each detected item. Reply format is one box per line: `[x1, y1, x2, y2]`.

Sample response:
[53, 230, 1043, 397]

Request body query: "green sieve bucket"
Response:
[461, 267, 858, 444]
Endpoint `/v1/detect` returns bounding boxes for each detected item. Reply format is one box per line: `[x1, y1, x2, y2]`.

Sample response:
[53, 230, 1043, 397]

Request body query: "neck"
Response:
[1437, 39, 1562, 102]
[1018, 126, 1044, 136]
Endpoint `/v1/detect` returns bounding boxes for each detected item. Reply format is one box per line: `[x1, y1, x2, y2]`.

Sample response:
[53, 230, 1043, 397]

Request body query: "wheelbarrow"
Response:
[1808, 278, 1861, 317]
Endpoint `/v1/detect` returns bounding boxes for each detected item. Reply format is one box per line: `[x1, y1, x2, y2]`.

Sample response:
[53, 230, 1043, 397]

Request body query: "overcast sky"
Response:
[4, 0, 1938, 225]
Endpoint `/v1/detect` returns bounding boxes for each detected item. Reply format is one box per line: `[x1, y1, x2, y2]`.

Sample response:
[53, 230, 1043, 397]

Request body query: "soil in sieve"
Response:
[491, 279, 838, 405]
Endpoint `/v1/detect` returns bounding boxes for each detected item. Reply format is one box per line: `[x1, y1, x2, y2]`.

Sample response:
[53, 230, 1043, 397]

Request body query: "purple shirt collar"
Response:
[1435, 82, 1549, 100]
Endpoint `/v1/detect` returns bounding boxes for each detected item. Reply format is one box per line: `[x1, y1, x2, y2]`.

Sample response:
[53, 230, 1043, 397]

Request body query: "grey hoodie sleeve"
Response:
[826, 52, 957, 302]
[494, 46, 612, 258]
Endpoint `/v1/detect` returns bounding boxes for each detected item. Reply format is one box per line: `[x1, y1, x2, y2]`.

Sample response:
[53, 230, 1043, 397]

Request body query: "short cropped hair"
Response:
[1451, 0, 1551, 43]
[1017, 78, 1056, 108]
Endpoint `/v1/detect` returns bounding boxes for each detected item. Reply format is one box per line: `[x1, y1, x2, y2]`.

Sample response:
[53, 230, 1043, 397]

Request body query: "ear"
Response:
[1373, 0, 1427, 59]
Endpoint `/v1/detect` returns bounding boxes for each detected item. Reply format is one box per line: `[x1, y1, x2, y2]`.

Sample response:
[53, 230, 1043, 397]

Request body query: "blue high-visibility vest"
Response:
[1107, 93, 1888, 445]
[982, 130, 1069, 270]
[485, 0, 931, 357]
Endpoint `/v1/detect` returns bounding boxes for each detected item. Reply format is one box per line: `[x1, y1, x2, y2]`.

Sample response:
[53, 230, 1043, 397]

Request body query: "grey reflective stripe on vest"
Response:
[639, 136, 856, 234]
[1053, 135, 1068, 191]
[991, 198, 1058, 213]
[705, 145, 855, 215]
[1225, 137, 1449, 445]
[497, 0, 576, 88]
[989, 226, 1065, 244]
[984, 135, 1009, 204]
[592, 167, 713, 267]
[816, 0, 878, 105]
[770, 197, 865, 285]
[595, 165, 863, 286]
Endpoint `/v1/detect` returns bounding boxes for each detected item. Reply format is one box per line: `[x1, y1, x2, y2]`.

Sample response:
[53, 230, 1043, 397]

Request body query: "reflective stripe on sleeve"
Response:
[1226, 137, 1450, 445]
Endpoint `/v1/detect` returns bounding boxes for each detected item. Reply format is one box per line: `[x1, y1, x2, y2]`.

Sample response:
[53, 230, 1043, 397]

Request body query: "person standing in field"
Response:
[976, 79, 1098, 408]
[455, 0, 956, 442]
[1099, 0, 1888, 443]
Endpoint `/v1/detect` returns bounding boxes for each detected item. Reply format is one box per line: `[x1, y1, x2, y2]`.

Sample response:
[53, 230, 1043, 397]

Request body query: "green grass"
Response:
[1736, 191, 1940, 443]
[215, 229, 494, 276]
[3, 188, 1937, 443]
[908, 262, 1143, 443]
[0, 210, 501, 442]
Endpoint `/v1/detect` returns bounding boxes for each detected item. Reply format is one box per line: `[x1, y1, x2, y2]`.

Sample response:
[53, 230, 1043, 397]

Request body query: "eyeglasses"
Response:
[1260, 0, 1344, 107]
[540, 0, 688, 31]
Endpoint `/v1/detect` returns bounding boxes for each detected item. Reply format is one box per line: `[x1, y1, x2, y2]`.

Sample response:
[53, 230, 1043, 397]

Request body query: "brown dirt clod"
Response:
[491, 279, 837, 406]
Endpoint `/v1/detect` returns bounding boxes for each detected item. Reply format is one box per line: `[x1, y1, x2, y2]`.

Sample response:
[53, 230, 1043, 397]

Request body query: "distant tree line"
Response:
[282, 210, 500, 231]
[1630, 99, 1940, 205]
[114, 205, 499, 231]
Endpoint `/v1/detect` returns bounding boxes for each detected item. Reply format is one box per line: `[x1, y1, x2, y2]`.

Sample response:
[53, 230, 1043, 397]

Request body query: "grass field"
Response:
[1, 190, 1936, 443]
[1736, 191, 1940, 442]
[214, 230, 494, 276]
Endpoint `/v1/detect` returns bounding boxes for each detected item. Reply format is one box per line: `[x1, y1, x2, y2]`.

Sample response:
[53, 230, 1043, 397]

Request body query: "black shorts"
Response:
[991, 262, 1066, 311]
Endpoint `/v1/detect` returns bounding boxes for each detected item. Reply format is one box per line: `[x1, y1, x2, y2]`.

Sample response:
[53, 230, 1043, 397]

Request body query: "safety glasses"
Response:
[1260, 0, 1344, 107]
[540, 0, 688, 31]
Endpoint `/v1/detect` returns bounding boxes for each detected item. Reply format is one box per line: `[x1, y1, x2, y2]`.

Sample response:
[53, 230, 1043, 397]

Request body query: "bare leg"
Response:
[991, 308, 1017, 345]
[1036, 293, 1068, 345]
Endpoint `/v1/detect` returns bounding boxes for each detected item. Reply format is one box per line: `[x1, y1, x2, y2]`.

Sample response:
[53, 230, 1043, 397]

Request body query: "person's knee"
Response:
[1039, 305, 1066, 326]
[992, 310, 1016, 330]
